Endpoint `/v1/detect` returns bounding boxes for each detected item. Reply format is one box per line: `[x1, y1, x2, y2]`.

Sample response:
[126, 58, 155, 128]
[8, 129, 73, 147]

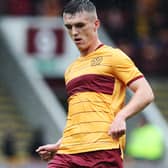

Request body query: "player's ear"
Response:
[94, 19, 100, 31]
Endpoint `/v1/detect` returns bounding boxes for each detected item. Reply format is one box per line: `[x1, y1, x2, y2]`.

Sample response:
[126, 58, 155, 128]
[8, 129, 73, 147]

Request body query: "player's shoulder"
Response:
[101, 45, 129, 59]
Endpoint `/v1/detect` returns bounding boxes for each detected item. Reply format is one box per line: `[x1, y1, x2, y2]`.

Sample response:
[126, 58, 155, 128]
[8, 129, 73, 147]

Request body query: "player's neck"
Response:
[80, 40, 102, 56]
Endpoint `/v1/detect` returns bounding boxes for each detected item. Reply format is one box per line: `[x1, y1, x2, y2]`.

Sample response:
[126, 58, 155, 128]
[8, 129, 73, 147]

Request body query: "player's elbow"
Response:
[146, 89, 155, 105]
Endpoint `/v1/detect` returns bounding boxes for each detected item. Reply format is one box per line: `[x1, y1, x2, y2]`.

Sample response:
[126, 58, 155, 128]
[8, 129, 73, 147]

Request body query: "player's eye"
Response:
[75, 23, 85, 28]
[65, 24, 72, 30]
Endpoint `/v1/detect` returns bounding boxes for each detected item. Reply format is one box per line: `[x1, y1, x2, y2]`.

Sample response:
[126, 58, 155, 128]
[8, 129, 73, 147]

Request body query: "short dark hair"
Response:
[63, 0, 96, 15]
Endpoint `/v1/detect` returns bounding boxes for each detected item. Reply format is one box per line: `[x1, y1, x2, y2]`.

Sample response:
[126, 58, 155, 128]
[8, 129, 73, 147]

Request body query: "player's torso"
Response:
[58, 46, 130, 154]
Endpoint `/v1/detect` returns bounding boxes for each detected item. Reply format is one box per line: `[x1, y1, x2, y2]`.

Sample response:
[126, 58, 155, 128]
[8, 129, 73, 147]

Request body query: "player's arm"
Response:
[36, 138, 62, 161]
[108, 77, 154, 139]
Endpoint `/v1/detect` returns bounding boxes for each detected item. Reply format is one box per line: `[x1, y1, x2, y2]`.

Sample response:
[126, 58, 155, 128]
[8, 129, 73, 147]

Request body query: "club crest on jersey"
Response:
[91, 56, 103, 66]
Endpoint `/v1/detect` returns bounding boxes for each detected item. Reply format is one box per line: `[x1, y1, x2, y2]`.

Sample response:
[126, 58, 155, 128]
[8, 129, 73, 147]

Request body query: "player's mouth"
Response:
[74, 38, 83, 44]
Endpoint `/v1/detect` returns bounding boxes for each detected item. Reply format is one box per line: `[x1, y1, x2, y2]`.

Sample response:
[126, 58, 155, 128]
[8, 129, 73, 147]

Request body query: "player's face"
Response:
[63, 11, 99, 53]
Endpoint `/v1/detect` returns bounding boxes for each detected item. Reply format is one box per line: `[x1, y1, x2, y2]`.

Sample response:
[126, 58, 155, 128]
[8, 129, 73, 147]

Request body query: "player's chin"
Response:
[76, 44, 84, 50]
[76, 43, 88, 50]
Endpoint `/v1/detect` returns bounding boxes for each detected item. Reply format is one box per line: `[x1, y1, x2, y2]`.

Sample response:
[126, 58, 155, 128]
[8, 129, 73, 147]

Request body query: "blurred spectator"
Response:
[126, 116, 164, 160]
[157, 27, 168, 75]
[100, 0, 135, 41]
[100, 6, 135, 43]
[102, 8, 126, 42]
[6, 0, 34, 16]
[0, 0, 7, 15]
[135, 0, 159, 39]
[138, 39, 162, 76]
[28, 128, 45, 159]
[38, 0, 63, 17]
[117, 40, 135, 57]
[2, 129, 16, 161]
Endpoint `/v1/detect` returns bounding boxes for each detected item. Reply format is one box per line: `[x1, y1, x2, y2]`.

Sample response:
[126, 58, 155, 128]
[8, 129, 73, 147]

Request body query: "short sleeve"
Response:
[112, 49, 143, 85]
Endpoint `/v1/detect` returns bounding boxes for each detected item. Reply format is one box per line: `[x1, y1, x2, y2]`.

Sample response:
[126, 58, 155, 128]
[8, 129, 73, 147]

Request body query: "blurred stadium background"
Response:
[0, 0, 168, 167]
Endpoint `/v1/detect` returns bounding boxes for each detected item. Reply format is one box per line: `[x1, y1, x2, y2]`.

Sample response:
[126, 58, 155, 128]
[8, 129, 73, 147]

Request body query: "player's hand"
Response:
[108, 115, 126, 139]
[36, 144, 58, 161]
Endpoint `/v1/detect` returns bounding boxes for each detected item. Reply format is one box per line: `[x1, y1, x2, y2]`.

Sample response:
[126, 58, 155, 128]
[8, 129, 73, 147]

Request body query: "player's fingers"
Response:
[39, 150, 48, 155]
[40, 151, 54, 161]
[38, 151, 49, 159]
[36, 147, 43, 152]
[111, 129, 125, 139]
[36, 145, 47, 152]
[39, 153, 49, 159]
